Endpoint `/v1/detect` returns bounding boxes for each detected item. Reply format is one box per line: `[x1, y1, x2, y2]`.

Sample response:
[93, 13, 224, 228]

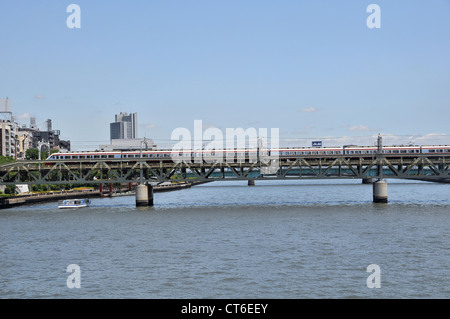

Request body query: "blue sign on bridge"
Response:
[312, 141, 322, 147]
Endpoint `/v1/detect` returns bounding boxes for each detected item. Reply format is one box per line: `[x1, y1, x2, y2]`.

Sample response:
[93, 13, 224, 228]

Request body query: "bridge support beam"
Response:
[136, 184, 154, 206]
[248, 179, 255, 186]
[373, 180, 388, 203]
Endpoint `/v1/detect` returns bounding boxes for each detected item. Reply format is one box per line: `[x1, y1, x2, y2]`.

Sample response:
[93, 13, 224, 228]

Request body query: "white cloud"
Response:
[144, 123, 159, 129]
[300, 107, 318, 113]
[347, 125, 372, 132]
[15, 112, 31, 120]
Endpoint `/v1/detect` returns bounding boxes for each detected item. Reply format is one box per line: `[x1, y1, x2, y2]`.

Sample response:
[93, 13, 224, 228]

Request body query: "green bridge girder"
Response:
[0, 154, 449, 186]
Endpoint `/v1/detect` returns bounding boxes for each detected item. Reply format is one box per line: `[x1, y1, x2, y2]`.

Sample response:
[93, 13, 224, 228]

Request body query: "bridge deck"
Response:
[0, 153, 448, 185]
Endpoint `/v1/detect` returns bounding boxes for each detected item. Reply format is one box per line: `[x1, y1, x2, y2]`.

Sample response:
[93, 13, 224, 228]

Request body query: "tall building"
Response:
[110, 112, 137, 140]
[0, 120, 14, 157]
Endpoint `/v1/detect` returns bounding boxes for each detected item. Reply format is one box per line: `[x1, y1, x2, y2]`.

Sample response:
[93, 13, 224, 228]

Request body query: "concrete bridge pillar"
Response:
[248, 179, 255, 186]
[136, 184, 154, 206]
[373, 180, 388, 203]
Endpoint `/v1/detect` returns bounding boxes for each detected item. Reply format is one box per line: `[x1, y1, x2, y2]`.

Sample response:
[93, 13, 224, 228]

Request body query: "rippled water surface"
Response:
[0, 180, 449, 298]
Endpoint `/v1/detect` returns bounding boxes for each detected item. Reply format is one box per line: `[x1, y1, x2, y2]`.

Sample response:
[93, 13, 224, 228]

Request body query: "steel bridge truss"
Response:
[0, 154, 449, 185]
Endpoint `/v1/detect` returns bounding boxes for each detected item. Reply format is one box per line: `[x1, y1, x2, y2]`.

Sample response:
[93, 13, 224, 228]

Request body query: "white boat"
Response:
[58, 198, 91, 209]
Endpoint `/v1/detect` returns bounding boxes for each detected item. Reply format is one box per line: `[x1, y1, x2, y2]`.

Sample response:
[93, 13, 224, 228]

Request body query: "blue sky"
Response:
[1, 0, 449, 150]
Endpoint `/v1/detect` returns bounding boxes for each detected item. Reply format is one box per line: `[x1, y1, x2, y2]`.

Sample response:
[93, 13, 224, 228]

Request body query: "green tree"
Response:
[26, 148, 59, 160]
[25, 149, 39, 160]
[4, 185, 16, 195]
[0, 156, 15, 164]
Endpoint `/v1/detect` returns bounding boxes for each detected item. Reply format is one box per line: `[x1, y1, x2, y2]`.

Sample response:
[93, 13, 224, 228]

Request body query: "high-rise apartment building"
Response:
[110, 112, 137, 140]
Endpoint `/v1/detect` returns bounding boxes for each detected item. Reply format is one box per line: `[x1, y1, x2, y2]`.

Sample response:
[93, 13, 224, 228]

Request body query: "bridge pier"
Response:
[248, 179, 255, 186]
[136, 184, 154, 206]
[373, 180, 388, 203]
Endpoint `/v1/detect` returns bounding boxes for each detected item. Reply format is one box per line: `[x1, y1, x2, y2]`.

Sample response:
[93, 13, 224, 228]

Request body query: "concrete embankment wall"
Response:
[0, 191, 101, 209]
[0, 181, 210, 209]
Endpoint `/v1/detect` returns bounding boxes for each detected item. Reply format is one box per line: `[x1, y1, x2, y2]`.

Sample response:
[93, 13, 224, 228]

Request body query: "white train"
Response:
[47, 144, 450, 161]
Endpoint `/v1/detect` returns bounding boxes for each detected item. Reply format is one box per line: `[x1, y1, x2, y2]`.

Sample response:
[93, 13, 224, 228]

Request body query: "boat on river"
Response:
[58, 199, 91, 209]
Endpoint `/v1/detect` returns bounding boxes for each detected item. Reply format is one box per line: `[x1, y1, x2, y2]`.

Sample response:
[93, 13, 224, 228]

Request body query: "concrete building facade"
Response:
[110, 112, 137, 140]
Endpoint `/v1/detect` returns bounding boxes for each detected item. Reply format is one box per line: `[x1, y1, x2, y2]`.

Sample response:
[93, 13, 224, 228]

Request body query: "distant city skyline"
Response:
[1, 1, 449, 150]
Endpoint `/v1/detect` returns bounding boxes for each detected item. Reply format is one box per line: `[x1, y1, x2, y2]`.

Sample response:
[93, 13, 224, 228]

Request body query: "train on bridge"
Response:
[46, 144, 450, 162]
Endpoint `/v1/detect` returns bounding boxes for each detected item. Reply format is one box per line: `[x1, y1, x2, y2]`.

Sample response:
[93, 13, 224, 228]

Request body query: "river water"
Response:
[0, 179, 448, 299]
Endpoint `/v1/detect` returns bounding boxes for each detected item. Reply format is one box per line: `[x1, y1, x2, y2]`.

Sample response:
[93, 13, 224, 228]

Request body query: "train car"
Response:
[46, 144, 450, 163]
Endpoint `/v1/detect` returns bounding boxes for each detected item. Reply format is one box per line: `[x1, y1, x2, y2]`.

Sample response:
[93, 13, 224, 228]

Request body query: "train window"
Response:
[401, 150, 407, 153]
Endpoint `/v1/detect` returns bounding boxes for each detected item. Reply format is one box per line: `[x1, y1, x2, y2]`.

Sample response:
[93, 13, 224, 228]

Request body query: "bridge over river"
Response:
[0, 144, 448, 205]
